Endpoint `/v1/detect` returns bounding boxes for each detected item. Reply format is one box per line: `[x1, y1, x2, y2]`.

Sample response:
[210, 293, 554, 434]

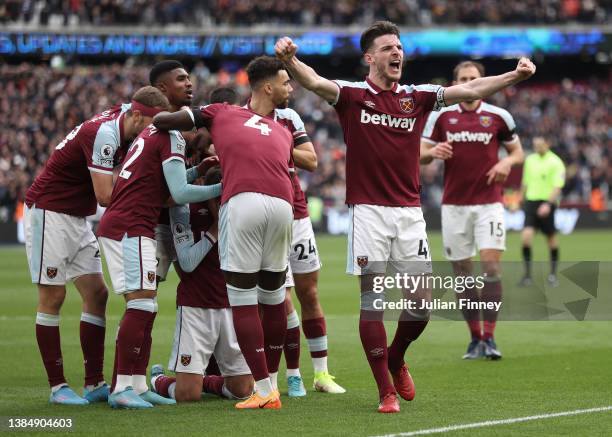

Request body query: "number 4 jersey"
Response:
[97, 125, 186, 241]
[192, 103, 294, 206]
[26, 104, 131, 217]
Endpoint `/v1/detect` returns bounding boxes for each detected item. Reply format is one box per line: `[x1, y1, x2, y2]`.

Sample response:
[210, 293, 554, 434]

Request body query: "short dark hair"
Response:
[360, 21, 400, 53]
[453, 61, 485, 80]
[246, 56, 285, 89]
[209, 87, 239, 105]
[204, 166, 222, 186]
[132, 86, 170, 110]
[149, 60, 185, 86]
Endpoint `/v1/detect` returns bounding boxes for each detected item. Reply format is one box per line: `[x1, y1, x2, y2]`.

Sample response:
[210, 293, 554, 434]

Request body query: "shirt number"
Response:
[119, 138, 144, 180]
[244, 115, 271, 136]
[55, 124, 83, 150]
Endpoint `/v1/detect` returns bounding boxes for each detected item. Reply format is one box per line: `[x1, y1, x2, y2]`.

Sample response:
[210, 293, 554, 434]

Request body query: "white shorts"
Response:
[219, 192, 292, 273]
[168, 306, 250, 377]
[441, 203, 506, 261]
[284, 217, 322, 288]
[98, 235, 157, 294]
[347, 204, 432, 276]
[155, 224, 176, 282]
[24, 205, 102, 285]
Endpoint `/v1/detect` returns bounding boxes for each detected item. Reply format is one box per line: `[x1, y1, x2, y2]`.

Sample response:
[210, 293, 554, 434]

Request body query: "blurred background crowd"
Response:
[1, 0, 609, 27]
[0, 60, 610, 224]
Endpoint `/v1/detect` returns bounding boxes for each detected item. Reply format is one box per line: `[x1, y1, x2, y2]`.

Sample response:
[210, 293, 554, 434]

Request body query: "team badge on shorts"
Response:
[180, 354, 191, 366]
[46, 267, 58, 279]
[147, 271, 156, 283]
[357, 256, 369, 268]
[479, 115, 492, 127]
[399, 97, 414, 113]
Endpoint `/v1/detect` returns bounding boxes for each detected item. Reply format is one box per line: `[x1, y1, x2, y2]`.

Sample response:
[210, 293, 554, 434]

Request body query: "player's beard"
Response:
[275, 98, 289, 109]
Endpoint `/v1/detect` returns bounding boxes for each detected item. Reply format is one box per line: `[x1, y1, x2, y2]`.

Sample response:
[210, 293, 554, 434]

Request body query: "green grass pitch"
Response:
[1, 230, 611, 436]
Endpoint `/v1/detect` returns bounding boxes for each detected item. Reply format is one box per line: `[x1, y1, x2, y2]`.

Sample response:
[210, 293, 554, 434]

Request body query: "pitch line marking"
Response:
[371, 405, 612, 437]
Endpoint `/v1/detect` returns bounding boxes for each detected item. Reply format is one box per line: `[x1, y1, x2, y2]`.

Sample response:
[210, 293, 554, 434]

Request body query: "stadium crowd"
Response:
[1, 0, 608, 26]
[0, 61, 610, 223]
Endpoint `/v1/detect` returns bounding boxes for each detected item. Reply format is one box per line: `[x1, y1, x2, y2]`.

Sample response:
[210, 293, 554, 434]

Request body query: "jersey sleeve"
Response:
[331, 80, 356, 113]
[160, 130, 186, 165]
[421, 110, 445, 144]
[284, 108, 310, 147]
[552, 157, 566, 188]
[414, 84, 446, 113]
[170, 205, 215, 273]
[192, 103, 223, 129]
[88, 122, 120, 175]
[496, 109, 518, 143]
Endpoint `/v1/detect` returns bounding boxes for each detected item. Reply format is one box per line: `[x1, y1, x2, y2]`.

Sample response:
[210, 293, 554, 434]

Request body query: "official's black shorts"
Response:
[523, 200, 556, 236]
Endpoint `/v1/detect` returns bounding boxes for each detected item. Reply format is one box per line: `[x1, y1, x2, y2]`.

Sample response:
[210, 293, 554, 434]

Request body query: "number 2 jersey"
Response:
[97, 125, 186, 241]
[192, 103, 293, 207]
[26, 104, 131, 217]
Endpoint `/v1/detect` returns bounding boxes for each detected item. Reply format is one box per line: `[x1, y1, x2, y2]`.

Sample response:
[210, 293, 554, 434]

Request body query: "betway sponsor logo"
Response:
[360, 109, 416, 131]
[447, 131, 494, 144]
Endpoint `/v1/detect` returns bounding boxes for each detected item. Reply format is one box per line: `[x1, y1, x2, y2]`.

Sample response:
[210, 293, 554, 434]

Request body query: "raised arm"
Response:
[275, 37, 339, 103]
[153, 108, 195, 131]
[444, 58, 536, 106]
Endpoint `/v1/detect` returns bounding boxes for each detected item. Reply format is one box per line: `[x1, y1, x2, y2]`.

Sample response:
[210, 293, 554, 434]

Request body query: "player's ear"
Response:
[364, 52, 374, 65]
[264, 82, 273, 96]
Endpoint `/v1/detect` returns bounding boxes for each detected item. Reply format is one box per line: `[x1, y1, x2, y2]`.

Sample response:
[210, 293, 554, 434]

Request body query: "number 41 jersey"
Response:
[97, 125, 185, 241]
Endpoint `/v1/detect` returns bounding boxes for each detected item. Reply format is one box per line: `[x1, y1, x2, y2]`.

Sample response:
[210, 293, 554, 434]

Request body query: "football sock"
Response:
[550, 247, 559, 275]
[203, 375, 224, 396]
[36, 312, 66, 388]
[388, 316, 429, 372]
[286, 368, 301, 377]
[114, 299, 156, 393]
[228, 284, 269, 382]
[284, 310, 301, 370]
[481, 278, 502, 340]
[359, 291, 394, 398]
[80, 312, 106, 387]
[457, 284, 482, 340]
[258, 285, 287, 376]
[254, 378, 273, 397]
[269, 372, 279, 390]
[303, 317, 328, 372]
[153, 375, 175, 398]
[522, 246, 532, 277]
[133, 309, 157, 394]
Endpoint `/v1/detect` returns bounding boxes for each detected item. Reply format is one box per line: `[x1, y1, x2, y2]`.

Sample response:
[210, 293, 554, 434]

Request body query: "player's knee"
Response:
[452, 259, 473, 276]
[39, 286, 66, 312]
[225, 378, 254, 399]
[89, 284, 109, 309]
[295, 284, 319, 309]
[174, 384, 201, 402]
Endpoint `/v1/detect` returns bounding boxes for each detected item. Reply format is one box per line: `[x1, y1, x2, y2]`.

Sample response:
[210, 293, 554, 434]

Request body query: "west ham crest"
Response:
[180, 354, 192, 366]
[46, 267, 58, 279]
[357, 256, 369, 268]
[399, 97, 414, 113]
[147, 271, 156, 283]
[479, 115, 492, 127]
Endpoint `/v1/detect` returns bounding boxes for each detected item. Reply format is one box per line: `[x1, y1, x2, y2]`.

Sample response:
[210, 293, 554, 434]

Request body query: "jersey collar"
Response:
[245, 98, 277, 121]
[365, 77, 399, 94]
[458, 101, 483, 113]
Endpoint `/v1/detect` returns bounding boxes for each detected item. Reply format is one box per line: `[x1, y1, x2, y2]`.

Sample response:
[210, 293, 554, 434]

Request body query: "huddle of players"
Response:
[25, 20, 539, 413]
[24, 56, 343, 409]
